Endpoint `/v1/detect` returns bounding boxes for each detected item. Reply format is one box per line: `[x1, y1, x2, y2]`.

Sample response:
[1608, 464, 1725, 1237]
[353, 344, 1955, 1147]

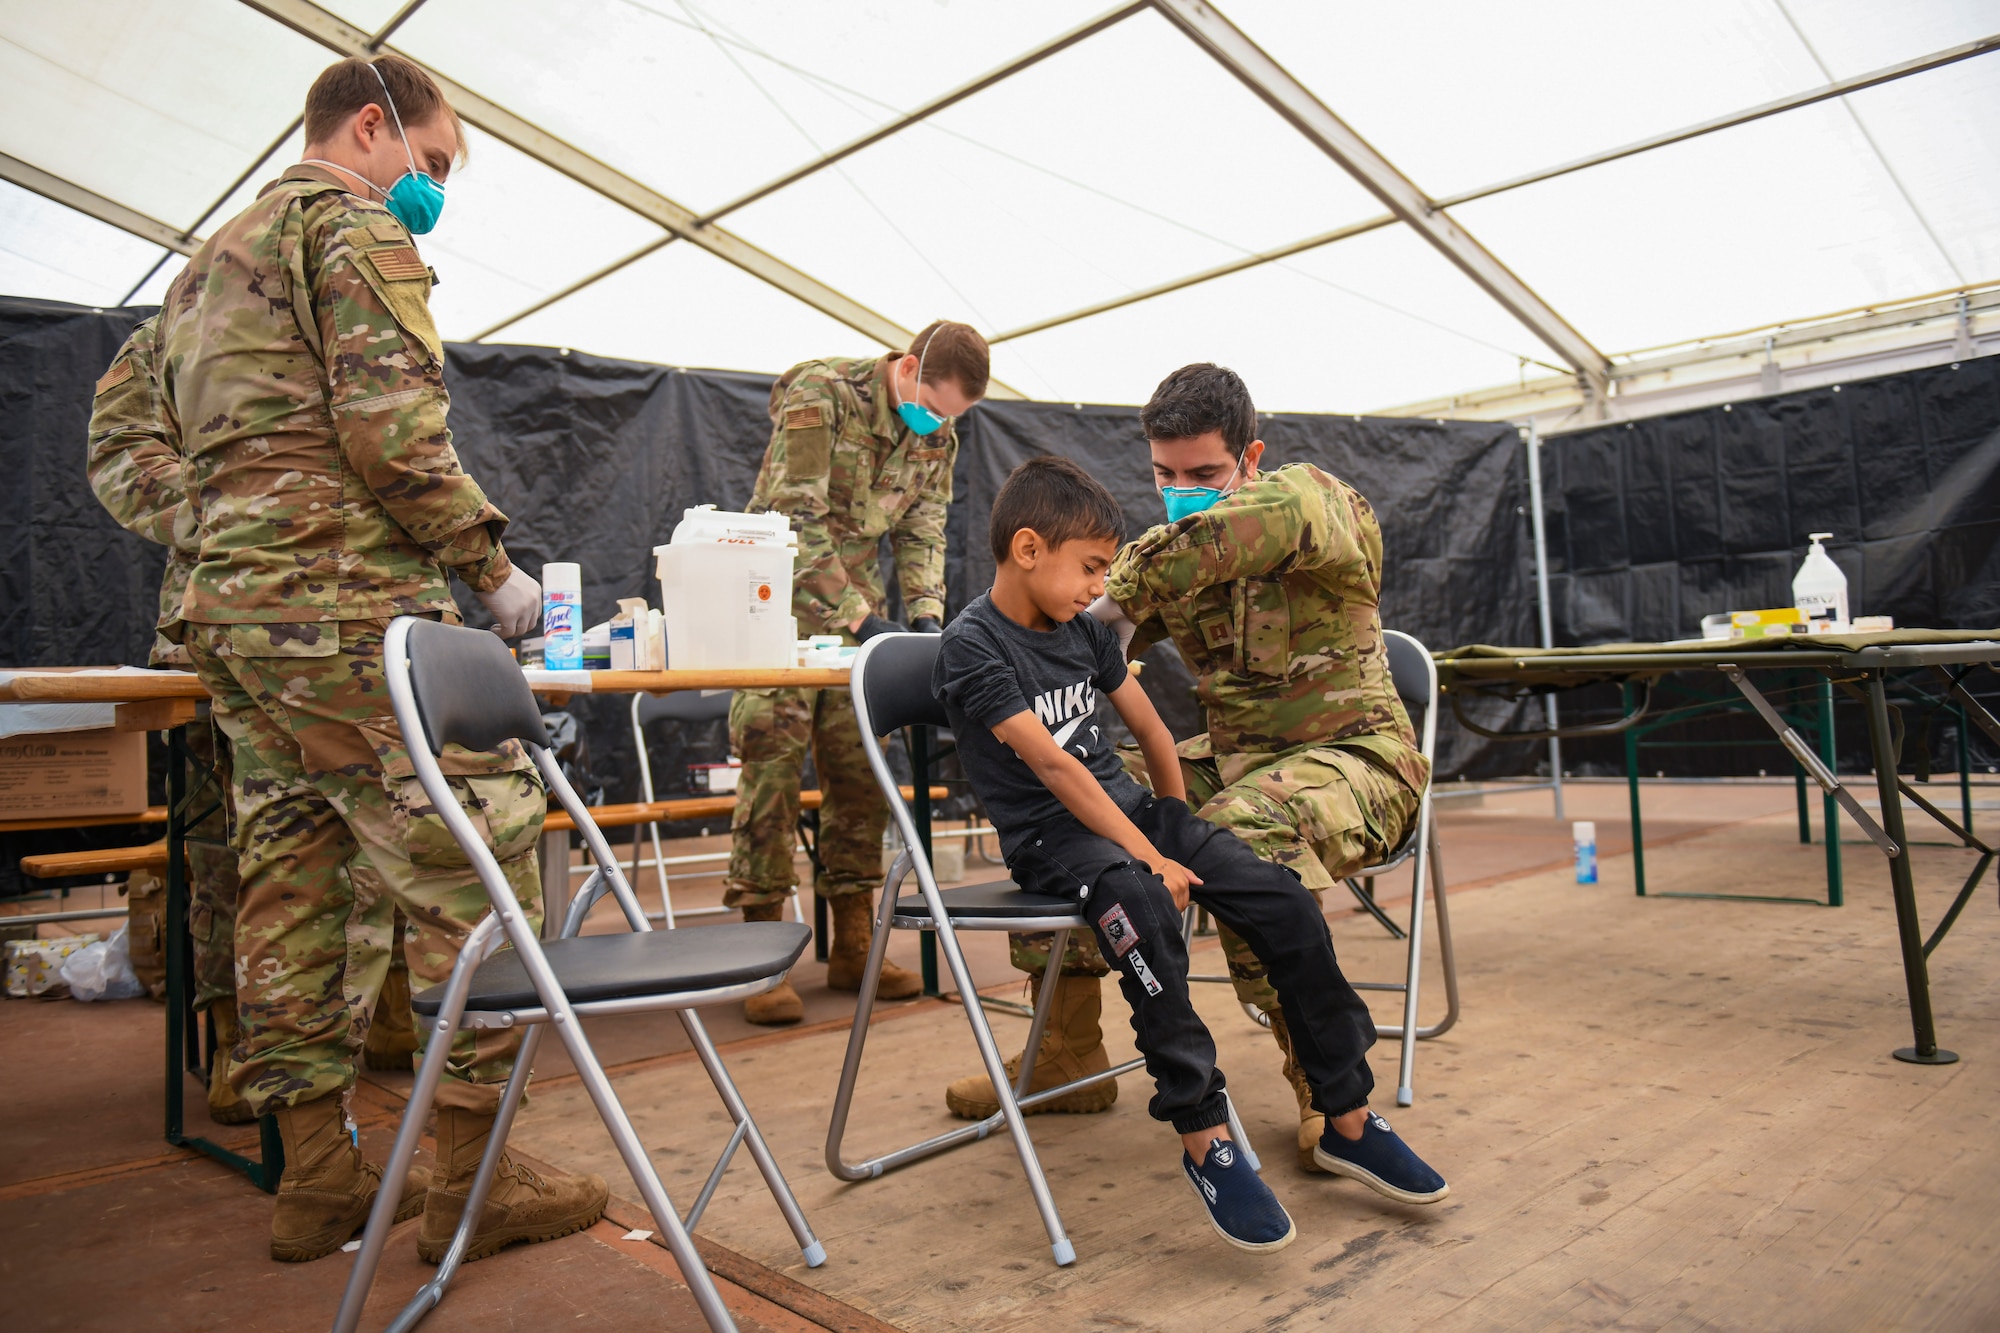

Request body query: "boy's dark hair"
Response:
[304, 54, 467, 165]
[908, 320, 991, 401]
[1140, 362, 1257, 458]
[989, 455, 1123, 564]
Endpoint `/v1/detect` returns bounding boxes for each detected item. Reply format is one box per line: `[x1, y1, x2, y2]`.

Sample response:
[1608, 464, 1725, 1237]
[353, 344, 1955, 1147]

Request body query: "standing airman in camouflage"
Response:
[946, 364, 1427, 1171]
[138, 54, 605, 1264]
[730, 322, 989, 1024]
[89, 315, 422, 1128]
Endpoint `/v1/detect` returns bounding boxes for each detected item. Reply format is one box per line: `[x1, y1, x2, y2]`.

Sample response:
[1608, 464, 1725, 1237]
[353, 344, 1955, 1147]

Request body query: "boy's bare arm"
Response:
[990, 712, 1203, 907]
[1107, 675, 1184, 803]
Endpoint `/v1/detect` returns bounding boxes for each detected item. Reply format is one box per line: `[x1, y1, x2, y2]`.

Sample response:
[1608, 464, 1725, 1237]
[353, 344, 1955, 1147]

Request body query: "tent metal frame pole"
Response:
[1144, 1, 1612, 399]
[990, 24, 2000, 349]
[1524, 419, 1564, 821]
[0, 152, 198, 257]
[237, 0, 921, 358]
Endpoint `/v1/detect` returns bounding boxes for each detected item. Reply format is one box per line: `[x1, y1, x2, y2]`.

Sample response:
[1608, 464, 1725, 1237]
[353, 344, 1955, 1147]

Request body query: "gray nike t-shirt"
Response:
[932, 592, 1149, 859]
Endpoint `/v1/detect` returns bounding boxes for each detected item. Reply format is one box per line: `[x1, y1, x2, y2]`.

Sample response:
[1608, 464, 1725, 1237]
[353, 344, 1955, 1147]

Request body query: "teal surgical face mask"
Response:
[895, 329, 949, 437]
[369, 62, 447, 234]
[1159, 455, 1244, 523]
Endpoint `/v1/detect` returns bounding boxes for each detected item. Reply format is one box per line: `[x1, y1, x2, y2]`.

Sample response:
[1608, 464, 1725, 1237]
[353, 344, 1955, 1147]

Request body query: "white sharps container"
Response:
[1792, 532, 1849, 633]
[654, 506, 799, 669]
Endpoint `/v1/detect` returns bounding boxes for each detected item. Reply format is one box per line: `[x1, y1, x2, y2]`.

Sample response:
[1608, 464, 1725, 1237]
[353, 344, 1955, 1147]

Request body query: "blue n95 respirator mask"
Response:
[369, 61, 447, 234]
[1159, 455, 1244, 523]
[895, 329, 950, 436]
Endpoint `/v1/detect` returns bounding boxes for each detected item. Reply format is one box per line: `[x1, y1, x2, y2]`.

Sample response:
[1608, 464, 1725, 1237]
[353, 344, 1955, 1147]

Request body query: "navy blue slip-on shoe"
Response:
[1183, 1139, 1296, 1253]
[1313, 1111, 1449, 1204]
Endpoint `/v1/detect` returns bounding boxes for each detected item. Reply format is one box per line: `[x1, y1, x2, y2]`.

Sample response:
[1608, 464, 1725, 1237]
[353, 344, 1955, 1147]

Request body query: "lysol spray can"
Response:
[1573, 821, 1598, 884]
[542, 563, 583, 670]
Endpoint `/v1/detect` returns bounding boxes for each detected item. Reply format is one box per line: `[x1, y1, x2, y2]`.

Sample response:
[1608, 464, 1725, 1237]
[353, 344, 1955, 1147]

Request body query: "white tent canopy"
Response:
[3, 0, 1996, 418]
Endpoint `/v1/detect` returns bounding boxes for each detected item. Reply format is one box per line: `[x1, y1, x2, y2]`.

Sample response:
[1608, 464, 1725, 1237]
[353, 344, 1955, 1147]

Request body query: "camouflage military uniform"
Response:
[156, 164, 541, 1116]
[726, 356, 956, 907]
[87, 315, 239, 1010]
[1005, 465, 1428, 1008]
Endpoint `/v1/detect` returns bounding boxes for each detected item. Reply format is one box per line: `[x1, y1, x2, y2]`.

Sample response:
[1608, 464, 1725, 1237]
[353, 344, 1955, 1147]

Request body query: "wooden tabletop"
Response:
[0, 666, 850, 704]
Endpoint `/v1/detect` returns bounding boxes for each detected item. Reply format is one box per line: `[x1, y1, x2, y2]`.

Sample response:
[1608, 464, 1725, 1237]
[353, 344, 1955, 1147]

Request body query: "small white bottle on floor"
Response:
[1574, 821, 1598, 884]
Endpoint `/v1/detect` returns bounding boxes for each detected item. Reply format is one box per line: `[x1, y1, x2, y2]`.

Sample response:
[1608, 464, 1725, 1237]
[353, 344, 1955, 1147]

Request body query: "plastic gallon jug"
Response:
[655, 507, 798, 669]
[1791, 532, 1849, 633]
[542, 563, 583, 670]
[1573, 821, 1598, 885]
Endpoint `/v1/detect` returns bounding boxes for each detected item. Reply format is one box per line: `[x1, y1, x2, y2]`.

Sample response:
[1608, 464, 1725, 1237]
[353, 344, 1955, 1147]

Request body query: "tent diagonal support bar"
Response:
[995, 17, 1997, 362]
[235, 0, 936, 367]
[0, 151, 197, 258]
[1150, 0, 1609, 397]
[692, 1, 1151, 229]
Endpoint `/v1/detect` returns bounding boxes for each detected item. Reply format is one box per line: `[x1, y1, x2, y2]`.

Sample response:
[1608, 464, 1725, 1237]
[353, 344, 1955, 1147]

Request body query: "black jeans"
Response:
[1008, 796, 1377, 1134]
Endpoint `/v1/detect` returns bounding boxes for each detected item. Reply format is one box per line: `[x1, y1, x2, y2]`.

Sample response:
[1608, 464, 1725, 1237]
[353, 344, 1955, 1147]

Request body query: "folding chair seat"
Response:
[1187, 627, 1460, 1106]
[823, 633, 1257, 1269]
[333, 618, 822, 1333]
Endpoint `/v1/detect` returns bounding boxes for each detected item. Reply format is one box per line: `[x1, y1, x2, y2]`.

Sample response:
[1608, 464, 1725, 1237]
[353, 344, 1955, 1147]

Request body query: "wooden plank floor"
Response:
[511, 801, 2000, 1332]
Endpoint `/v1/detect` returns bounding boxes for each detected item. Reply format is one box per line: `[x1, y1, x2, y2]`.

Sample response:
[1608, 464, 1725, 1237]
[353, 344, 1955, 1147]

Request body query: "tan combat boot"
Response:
[823, 893, 922, 1000]
[418, 1106, 609, 1264]
[1267, 1009, 1326, 1171]
[271, 1095, 429, 1262]
[204, 997, 256, 1126]
[946, 971, 1117, 1119]
[363, 948, 420, 1072]
[740, 901, 805, 1025]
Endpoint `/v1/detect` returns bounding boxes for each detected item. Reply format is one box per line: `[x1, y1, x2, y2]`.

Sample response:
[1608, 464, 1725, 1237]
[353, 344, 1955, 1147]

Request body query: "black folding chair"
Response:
[332, 618, 823, 1333]
[823, 633, 1257, 1268]
[1190, 628, 1460, 1105]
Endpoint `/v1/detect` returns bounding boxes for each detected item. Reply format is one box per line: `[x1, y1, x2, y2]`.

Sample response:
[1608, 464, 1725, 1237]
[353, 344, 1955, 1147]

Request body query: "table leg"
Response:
[1820, 678, 1843, 907]
[1865, 674, 1957, 1065]
[164, 721, 284, 1190]
[1623, 682, 1646, 897]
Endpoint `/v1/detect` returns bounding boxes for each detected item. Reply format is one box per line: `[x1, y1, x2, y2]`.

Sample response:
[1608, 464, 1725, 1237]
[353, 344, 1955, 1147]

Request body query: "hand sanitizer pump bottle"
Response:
[1791, 533, 1849, 634]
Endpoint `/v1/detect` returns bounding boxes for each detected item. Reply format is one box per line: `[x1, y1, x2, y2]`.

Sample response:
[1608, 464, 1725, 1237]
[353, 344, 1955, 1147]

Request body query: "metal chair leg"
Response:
[1011, 931, 1068, 1098]
[1392, 805, 1432, 1107]
[928, 910, 1075, 1266]
[678, 1010, 824, 1267]
[333, 917, 499, 1333]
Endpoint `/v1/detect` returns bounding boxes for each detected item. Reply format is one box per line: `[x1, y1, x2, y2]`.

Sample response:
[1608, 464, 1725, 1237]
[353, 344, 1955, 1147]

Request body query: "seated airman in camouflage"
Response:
[728, 323, 988, 1024]
[136, 54, 604, 1264]
[946, 364, 1431, 1176]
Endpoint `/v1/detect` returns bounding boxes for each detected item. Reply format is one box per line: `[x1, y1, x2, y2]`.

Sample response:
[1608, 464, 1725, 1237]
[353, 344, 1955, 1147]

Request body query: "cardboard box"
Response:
[0, 727, 148, 820]
[1728, 608, 1804, 640]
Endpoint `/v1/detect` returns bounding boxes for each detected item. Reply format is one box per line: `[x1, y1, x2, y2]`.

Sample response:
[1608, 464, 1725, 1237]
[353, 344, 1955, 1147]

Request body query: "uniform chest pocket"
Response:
[1235, 578, 1291, 678]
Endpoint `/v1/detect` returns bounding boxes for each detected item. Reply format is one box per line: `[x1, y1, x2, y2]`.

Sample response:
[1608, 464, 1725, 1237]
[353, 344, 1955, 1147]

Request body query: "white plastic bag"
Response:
[61, 925, 146, 1001]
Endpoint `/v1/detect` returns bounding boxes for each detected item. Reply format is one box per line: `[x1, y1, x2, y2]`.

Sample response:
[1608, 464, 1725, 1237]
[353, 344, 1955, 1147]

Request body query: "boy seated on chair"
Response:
[932, 456, 1448, 1253]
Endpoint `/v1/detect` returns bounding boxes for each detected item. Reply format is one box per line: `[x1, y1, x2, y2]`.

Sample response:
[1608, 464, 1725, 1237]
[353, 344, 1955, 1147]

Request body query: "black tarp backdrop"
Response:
[10, 293, 1992, 888]
[0, 297, 1535, 891]
[1538, 351, 2000, 777]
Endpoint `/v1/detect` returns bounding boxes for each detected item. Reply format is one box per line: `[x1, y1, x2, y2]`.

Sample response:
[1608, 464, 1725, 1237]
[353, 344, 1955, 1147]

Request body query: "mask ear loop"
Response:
[907, 326, 939, 414]
[368, 60, 423, 181]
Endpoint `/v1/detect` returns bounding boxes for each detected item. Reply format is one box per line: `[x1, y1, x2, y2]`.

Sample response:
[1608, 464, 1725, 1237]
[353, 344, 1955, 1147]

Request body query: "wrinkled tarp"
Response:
[1532, 354, 2000, 777]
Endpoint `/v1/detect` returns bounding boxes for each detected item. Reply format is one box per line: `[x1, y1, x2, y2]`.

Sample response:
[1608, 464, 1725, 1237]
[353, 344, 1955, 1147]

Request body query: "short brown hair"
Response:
[303, 54, 467, 165]
[989, 455, 1123, 564]
[908, 320, 989, 401]
[1142, 362, 1257, 458]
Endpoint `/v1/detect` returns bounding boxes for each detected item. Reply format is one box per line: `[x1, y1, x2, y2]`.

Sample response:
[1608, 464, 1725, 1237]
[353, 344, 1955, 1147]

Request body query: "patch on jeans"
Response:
[1097, 902, 1141, 957]
[1128, 947, 1164, 997]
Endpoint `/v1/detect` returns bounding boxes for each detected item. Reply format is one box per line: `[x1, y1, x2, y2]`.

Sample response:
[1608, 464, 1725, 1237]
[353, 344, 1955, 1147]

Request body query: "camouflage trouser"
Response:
[725, 685, 887, 908]
[1007, 740, 1417, 1010]
[188, 616, 545, 1117]
[183, 715, 242, 1010]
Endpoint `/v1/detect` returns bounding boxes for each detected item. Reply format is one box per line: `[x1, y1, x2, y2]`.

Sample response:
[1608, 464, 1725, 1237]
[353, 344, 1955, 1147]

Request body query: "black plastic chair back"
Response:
[1383, 631, 1431, 716]
[405, 619, 549, 755]
[857, 634, 949, 735]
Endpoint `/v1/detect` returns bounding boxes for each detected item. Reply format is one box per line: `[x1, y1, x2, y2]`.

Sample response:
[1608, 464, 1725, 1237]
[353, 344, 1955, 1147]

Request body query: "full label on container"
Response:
[746, 571, 779, 617]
